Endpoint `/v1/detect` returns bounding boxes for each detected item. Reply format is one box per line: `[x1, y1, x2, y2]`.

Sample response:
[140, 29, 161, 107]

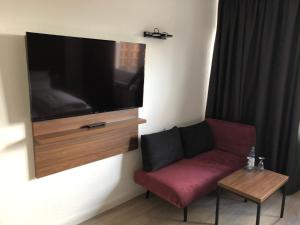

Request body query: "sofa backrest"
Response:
[206, 118, 256, 158]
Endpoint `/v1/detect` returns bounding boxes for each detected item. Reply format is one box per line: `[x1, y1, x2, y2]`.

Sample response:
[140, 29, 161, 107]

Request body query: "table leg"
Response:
[215, 187, 221, 225]
[280, 185, 286, 218]
[145, 190, 150, 199]
[256, 203, 261, 225]
[183, 207, 188, 222]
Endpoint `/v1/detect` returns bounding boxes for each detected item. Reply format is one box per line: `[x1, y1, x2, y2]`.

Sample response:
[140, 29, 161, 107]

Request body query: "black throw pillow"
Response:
[141, 127, 184, 172]
[179, 121, 214, 158]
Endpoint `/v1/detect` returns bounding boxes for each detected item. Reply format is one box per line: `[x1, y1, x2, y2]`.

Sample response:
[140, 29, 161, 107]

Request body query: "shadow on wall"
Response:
[173, 0, 218, 124]
[83, 151, 144, 224]
[0, 34, 35, 180]
[50, 149, 144, 225]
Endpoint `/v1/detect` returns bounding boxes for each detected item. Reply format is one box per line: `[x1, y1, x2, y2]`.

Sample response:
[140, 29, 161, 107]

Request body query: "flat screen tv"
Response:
[26, 32, 146, 122]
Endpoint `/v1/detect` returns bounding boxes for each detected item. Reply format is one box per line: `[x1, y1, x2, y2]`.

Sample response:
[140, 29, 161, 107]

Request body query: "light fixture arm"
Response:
[144, 28, 173, 40]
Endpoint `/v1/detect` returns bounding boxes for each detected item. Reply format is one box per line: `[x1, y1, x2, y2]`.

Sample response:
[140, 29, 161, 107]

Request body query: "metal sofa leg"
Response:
[183, 207, 188, 222]
[145, 190, 150, 199]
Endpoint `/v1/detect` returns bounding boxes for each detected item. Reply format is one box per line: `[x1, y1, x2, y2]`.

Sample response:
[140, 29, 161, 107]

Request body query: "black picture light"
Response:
[144, 28, 173, 40]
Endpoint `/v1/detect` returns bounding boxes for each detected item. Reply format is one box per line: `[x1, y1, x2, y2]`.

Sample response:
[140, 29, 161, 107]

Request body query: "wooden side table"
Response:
[215, 169, 289, 225]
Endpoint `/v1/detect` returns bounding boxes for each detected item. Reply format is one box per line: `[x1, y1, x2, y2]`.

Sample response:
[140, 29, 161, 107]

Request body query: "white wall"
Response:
[0, 0, 218, 225]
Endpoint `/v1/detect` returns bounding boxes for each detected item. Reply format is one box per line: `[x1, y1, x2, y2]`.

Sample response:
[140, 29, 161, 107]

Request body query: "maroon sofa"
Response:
[134, 118, 256, 221]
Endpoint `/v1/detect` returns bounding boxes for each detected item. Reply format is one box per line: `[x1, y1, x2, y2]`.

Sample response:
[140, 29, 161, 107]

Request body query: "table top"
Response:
[218, 169, 289, 203]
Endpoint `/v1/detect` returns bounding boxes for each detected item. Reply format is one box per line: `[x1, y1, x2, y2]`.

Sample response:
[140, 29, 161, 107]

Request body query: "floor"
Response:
[80, 191, 300, 225]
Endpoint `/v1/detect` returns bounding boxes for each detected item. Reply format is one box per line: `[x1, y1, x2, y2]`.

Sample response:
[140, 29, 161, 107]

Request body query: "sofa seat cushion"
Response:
[134, 149, 245, 208]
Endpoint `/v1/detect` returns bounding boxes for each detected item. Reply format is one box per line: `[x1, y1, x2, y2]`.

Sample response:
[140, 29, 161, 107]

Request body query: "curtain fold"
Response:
[206, 0, 300, 194]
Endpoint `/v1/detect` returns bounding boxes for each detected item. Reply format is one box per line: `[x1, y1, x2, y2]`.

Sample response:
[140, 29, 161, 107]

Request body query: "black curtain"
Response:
[206, 0, 300, 194]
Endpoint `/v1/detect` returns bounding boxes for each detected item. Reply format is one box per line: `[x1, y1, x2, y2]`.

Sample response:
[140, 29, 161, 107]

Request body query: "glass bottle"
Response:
[246, 146, 256, 170]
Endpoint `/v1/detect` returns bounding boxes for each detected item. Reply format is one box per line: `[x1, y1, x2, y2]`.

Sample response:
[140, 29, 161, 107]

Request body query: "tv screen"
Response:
[26, 32, 145, 122]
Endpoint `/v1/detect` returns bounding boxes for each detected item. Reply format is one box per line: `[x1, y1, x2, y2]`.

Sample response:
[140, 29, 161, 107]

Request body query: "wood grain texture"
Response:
[32, 109, 146, 178]
[35, 118, 146, 145]
[218, 169, 289, 203]
[33, 108, 138, 136]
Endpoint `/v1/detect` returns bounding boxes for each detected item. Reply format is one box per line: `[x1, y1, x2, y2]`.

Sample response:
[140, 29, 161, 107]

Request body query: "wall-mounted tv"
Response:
[26, 32, 146, 122]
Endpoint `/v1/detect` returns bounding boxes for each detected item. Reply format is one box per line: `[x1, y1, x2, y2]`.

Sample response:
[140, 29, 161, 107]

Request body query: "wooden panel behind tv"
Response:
[32, 108, 146, 178]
